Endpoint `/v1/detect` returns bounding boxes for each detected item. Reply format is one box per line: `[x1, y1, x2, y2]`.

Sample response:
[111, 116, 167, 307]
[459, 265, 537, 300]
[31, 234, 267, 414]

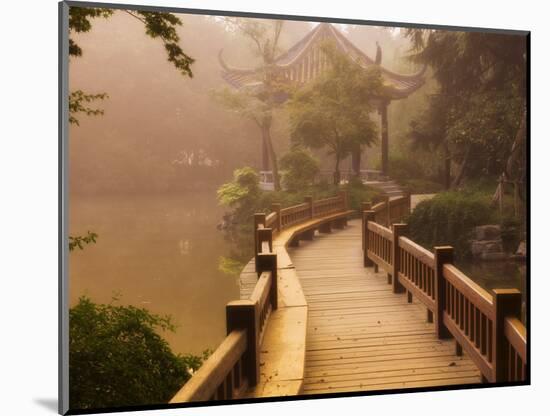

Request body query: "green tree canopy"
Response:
[287, 42, 383, 184]
[404, 29, 526, 189]
[68, 6, 194, 125]
[214, 18, 289, 191]
[279, 147, 320, 192]
[69, 296, 202, 410]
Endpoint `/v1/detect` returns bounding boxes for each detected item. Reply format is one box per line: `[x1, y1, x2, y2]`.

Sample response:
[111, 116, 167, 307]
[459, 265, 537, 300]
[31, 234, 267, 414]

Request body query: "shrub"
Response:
[401, 179, 444, 194]
[70, 296, 202, 410]
[217, 167, 261, 223]
[344, 179, 383, 212]
[279, 147, 320, 192]
[408, 191, 493, 258]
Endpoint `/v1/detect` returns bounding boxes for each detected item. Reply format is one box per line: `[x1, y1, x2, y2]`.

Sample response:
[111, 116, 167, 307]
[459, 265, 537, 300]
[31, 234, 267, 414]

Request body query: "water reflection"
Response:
[69, 192, 241, 356]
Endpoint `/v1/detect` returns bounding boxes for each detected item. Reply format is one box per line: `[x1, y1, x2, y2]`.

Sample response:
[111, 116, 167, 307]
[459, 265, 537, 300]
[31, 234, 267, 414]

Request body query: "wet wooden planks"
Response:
[288, 219, 481, 395]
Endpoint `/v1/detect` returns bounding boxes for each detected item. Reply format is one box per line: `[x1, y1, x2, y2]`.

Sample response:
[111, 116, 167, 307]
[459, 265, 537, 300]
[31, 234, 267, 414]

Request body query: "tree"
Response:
[279, 147, 319, 192]
[404, 29, 526, 190]
[68, 6, 194, 125]
[288, 42, 383, 185]
[69, 231, 98, 251]
[217, 167, 261, 224]
[69, 296, 204, 410]
[215, 18, 288, 191]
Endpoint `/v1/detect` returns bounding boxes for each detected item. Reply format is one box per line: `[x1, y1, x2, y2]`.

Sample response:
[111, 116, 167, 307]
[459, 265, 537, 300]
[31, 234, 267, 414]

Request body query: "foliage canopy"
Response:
[288, 42, 383, 183]
[408, 191, 493, 258]
[68, 6, 194, 125]
[404, 29, 526, 188]
[69, 296, 201, 410]
[279, 147, 320, 192]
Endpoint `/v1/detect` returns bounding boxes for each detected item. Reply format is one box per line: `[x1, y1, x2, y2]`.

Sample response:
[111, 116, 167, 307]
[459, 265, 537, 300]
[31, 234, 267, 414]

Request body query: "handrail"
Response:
[365, 221, 393, 274]
[442, 264, 496, 380]
[172, 193, 351, 403]
[503, 317, 527, 382]
[265, 212, 277, 229]
[172, 222, 278, 404]
[169, 329, 248, 402]
[267, 191, 347, 233]
[370, 194, 410, 227]
[280, 202, 310, 228]
[398, 236, 436, 312]
[250, 271, 274, 345]
[361, 201, 527, 383]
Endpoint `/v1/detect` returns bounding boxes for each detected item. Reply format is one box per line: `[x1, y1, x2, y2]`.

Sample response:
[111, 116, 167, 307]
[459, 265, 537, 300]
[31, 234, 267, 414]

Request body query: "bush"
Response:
[376, 154, 444, 194]
[386, 155, 428, 182]
[408, 191, 493, 258]
[344, 178, 383, 211]
[70, 296, 202, 410]
[279, 147, 320, 192]
[401, 179, 444, 194]
[217, 167, 261, 223]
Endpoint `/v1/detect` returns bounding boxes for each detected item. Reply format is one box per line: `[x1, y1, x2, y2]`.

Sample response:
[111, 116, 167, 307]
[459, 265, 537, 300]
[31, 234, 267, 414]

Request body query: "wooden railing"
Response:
[316, 169, 387, 183]
[171, 220, 277, 403]
[267, 191, 348, 234]
[172, 193, 350, 403]
[503, 317, 527, 382]
[362, 205, 527, 384]
[369, 194, 411, 227]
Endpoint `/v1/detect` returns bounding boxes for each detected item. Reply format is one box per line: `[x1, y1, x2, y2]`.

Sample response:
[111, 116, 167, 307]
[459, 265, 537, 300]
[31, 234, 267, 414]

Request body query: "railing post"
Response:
[254, 213, 266, 272]
[361, 202, 371, 250]
[403, 191, 411, 216]
[257, 228, 273, 252]
[363, 210, 375, 267]
[226, 300, 259, 386]
[305, 196, 314, 219]
[385, 196, 391, 227]
[339, 190, 348, 211]
[391, 224, 407, 294]
[257, 253, 278, 310]
[271, 203, 282, 232]
[434, 246, 454, 339]
[493, 288, 522, 382]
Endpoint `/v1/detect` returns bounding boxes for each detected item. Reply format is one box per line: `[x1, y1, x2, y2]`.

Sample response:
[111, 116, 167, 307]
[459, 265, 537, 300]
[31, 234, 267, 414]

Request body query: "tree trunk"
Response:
[261, 134, 270, 171]
[451, 144, 471, 189]
[262, 119, 281, 191]
[504, 108, 527, 194]
[351, 144, 361, 177]
[491, 107, 527, 218]
[443, 143, 451, 190]
[380, 103, 389, 177]
[334, 154, 341, 186]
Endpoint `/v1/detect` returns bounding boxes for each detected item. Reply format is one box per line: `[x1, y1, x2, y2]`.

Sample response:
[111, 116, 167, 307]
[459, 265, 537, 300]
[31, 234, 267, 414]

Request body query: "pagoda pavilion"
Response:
[218, 22, 426, 179]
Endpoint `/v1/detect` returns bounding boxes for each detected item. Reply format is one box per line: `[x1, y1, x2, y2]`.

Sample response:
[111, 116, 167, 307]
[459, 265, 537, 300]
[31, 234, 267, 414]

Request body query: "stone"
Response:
[516, 241, 527, 257]
[475, 225, 502, 241]
[480, 252, 507, 261]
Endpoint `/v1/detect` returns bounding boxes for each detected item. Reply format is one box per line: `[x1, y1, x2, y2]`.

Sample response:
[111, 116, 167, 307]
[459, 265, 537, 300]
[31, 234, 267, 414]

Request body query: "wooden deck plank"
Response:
[288, 219, 481, 395]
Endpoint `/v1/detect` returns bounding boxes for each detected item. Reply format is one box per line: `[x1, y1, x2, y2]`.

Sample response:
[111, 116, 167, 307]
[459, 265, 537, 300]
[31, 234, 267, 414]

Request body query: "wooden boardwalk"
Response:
[289, 219, 481, 394]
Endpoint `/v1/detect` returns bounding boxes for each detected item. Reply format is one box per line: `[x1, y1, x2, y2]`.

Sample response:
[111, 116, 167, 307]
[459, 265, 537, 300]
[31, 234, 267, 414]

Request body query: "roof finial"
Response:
[375, 41, 382, 65]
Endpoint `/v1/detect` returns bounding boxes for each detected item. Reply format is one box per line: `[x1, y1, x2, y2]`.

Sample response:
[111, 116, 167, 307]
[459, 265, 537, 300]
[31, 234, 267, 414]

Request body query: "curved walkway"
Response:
[288, 219, 481, 394]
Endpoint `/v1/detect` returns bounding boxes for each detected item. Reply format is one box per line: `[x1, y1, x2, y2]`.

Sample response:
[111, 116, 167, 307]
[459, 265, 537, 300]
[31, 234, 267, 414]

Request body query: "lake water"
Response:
[69, 193, 528, 356]
[69, 192, 242, 356]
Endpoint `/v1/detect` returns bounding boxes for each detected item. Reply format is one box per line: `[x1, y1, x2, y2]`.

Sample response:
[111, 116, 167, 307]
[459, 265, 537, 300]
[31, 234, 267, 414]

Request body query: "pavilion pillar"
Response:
[262, 135, 270, 171]
[380, 101, 389, 177]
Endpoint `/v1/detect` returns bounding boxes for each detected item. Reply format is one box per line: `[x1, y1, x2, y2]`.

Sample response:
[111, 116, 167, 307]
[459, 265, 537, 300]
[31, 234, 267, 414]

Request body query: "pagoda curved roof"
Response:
[219, 23, 426, 100]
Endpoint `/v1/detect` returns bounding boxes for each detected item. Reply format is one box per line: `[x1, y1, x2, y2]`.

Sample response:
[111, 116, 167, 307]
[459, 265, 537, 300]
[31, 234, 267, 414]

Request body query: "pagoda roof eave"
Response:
[219, 23, 426, 99]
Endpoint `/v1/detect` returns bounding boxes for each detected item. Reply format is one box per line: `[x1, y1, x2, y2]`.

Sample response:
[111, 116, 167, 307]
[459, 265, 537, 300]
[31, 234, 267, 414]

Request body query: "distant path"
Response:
[289, 220, 480, 394]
